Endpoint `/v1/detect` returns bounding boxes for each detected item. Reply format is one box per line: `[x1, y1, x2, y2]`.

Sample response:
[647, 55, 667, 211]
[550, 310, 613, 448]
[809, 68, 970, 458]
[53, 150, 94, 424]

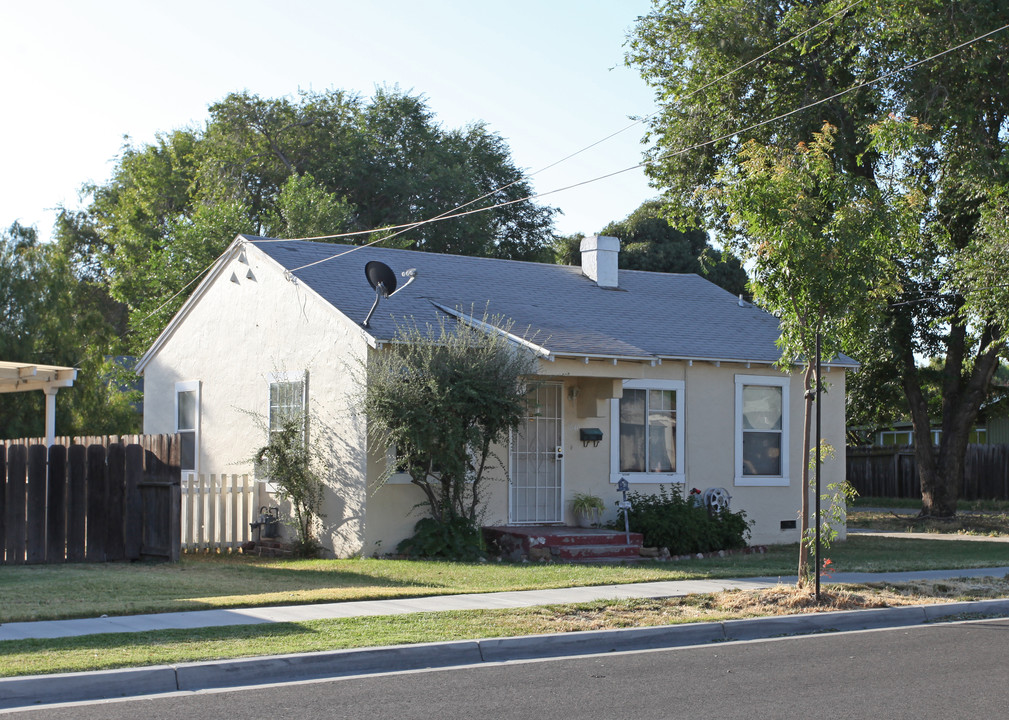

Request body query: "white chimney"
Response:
[580, 235, 620, 288]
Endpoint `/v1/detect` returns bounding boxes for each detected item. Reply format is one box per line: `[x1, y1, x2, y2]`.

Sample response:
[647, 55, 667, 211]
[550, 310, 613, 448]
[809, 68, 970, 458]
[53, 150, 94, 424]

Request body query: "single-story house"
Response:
[136, 234, 854, 556]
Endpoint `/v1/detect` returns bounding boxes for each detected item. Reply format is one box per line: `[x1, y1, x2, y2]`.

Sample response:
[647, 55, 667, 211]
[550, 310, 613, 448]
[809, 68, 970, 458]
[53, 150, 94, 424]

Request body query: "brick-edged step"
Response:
[536, 530, 645, 547]
[556, 544, 643, 561]
[482, 526, 646, 563]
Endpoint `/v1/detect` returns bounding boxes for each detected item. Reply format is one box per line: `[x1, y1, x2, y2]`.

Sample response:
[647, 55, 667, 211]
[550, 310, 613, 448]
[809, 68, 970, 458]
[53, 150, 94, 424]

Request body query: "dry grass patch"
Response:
[532, 575, 1009, 631]
[4, 576, 1009, 678]
[847, 510, 1009, 536]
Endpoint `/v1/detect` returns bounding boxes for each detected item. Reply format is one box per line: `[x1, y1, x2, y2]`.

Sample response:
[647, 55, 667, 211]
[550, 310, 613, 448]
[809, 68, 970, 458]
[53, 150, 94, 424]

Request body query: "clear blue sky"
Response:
[1, 0, 658, 242]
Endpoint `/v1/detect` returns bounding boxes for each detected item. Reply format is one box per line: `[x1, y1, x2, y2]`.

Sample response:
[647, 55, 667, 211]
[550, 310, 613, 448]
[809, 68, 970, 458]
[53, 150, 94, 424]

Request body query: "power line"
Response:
[286, 16, 1009, 274]
[271, 0, 864, 248]
[146, 11, 1008, 319]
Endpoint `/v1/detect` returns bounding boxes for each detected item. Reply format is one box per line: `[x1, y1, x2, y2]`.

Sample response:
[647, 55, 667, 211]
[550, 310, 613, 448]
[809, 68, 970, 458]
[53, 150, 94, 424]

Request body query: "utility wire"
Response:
[286, 17, 1009, 274]
[266, 0, 864, 247]
[145, 11, 1006, 318]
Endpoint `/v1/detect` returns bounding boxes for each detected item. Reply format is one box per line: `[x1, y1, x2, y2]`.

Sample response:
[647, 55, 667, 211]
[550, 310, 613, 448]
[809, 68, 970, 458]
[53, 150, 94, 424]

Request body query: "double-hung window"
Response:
[267, 371, 308, 446]
[734, 374, 789, 486]
[259, 372, 308, 483]
[175, 380, 201, 478]
[610, 379, 685, 484]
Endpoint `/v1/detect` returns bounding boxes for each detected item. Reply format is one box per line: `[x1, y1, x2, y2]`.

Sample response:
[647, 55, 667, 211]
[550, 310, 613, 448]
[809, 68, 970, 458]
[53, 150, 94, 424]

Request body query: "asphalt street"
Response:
[7, 617, 1008, 719]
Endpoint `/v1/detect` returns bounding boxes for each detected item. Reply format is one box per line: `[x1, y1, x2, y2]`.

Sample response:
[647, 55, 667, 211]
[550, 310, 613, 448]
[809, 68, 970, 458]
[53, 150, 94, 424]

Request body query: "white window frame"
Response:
[261, 371, 308, 487]
[734, 374, 790, 487]
[610, 379, 685, 484]
[174, 380, 201, 478]
[384, 445, 413, 485]
[266, 371, 308, 438]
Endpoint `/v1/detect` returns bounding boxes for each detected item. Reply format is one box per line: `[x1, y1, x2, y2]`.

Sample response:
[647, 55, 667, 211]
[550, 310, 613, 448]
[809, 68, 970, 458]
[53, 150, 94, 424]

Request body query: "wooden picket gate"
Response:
[0, 434, 181, 564]
[180, 474, 261, 552]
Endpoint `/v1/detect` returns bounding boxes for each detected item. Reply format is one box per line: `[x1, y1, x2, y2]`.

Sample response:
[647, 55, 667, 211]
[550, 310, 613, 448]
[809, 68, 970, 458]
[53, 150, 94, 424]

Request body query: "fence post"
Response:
[208, 475, 219, 553]
[85, 444, 108, 562]
[5, 445, 27, 564]
[66, 444, 87, 562]
[106, 443, 126, 561]
[0, 445, 6, 561]
[46, 444, 68, 563]
[124, 444, 143, 560]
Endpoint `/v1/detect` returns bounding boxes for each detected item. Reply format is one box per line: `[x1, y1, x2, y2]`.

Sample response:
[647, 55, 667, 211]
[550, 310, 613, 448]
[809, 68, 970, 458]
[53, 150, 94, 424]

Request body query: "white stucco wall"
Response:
[141, 242, 371, 557]
[142, 240, 849, 556]
[530, 357, 848, 548]
[358, 354, 847, 555]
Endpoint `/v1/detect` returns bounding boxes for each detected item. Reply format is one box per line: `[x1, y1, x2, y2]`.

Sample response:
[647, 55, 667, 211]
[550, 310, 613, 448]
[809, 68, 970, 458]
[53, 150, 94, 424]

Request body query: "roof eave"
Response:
[134, 236, 248, 374]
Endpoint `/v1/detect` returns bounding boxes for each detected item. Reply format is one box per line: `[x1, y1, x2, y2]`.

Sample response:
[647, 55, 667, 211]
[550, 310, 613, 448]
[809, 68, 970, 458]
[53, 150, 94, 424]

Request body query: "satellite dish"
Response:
[365, 261, 397, 298]
[362, 261, 419, 328]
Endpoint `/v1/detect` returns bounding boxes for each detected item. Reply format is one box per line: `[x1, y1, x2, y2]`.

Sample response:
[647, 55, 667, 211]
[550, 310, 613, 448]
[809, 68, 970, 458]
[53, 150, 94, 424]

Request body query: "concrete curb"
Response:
[4, 599, 1009, 710]
[0, 666, 178, 711]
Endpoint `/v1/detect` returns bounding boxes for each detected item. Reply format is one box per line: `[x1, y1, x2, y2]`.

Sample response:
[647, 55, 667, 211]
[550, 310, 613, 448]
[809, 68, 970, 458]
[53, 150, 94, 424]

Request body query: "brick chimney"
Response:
[580, 235, 620, 288]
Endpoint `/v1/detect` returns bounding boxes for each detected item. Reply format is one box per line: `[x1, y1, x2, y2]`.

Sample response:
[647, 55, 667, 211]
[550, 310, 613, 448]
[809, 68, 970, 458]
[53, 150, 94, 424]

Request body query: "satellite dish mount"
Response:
[362, 261, 417, 328]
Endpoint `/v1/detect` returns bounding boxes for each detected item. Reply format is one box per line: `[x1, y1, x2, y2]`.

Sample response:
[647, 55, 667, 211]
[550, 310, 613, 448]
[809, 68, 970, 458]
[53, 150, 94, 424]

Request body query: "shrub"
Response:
[396, 516, 485, 561]
[617, 485, 751, 555]
[253, 415, 325, 557]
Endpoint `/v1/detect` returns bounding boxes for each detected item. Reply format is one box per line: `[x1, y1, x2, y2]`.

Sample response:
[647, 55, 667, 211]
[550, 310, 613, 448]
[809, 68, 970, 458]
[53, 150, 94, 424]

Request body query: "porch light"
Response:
[580, 428, 603, 447]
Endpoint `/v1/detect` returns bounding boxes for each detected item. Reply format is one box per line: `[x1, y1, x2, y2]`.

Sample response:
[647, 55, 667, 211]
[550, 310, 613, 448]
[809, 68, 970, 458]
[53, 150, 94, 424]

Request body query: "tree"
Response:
[554, 201, 749, 296]
[363, 313, 536, 556]
[627, 0, 1009, 517]
[63, 88, 558, 355]
[716, 124, 896, 582]
[0, 222, 139, 439]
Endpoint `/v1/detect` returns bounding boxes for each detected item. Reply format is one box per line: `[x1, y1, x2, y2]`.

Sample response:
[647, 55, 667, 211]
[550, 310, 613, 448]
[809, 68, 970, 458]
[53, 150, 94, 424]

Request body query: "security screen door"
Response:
[510, 382, 564, 523]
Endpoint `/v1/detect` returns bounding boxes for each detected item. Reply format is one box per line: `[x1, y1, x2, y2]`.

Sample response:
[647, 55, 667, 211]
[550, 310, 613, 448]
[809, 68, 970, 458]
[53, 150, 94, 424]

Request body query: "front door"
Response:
[510, 382, 564, 523]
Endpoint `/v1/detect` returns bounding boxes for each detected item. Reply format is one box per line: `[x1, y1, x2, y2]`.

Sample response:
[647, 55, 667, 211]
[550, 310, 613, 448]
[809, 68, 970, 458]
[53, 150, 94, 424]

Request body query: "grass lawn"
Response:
[2, 534, 1008, 679]
[3, 535, 1009, 625]
[3, 574, 1008, 678]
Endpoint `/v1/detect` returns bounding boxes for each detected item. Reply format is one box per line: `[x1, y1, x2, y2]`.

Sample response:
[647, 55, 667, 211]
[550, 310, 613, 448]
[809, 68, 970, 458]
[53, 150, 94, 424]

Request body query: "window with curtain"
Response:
[735, 375, 789, 486]
[611, 379, 684, 483]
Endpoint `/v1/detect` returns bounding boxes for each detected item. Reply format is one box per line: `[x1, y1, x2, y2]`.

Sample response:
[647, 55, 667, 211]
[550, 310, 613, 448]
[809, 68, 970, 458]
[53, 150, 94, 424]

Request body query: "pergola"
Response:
[0, 361, 78, 446]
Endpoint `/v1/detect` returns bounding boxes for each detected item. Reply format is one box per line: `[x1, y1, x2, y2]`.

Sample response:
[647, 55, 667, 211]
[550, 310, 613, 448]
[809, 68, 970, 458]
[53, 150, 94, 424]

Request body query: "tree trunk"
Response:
[796, 364, 814, 587]
[903, 316, 1000, 518]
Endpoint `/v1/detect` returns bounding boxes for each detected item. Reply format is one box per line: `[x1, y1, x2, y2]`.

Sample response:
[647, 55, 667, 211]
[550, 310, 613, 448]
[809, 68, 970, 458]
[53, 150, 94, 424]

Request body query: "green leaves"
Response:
[71, 88, 558, 355]
[718, 123, 896, 364]
[363, 311, 536, 525]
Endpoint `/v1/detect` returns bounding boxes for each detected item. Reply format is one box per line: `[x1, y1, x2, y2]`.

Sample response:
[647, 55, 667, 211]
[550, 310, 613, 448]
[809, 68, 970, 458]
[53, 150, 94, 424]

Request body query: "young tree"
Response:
[716, 124, 896, 582]
[627, 0, 1009, 517]
[363, 312, 536, 553]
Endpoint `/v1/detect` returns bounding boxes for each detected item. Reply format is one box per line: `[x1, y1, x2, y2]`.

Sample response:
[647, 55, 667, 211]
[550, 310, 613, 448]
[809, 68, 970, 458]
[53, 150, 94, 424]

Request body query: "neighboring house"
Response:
[852, 421, 995, 447]
[137, 234, 854, 557]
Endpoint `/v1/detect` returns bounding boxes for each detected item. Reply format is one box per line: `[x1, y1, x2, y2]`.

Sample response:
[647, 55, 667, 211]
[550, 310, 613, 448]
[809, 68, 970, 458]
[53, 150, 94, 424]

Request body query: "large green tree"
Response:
[555, 200, 748, 296]
[62, 88, 558, 353]
[628, 0, 1009, 517]
[0, 222, 138, 439]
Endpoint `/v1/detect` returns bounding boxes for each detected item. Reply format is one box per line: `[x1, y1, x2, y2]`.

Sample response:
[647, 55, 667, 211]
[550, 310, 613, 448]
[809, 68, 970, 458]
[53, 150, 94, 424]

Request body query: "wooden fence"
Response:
[847, 444, 1009, 500]
[181, 474, 265, 552]
[0, 434, 181, 565]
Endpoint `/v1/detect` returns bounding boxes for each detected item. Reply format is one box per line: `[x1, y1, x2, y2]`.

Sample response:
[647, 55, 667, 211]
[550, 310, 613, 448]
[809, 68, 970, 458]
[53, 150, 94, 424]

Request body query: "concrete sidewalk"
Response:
[3, 567, 1009, 710]
[3, 566, 1009, 642]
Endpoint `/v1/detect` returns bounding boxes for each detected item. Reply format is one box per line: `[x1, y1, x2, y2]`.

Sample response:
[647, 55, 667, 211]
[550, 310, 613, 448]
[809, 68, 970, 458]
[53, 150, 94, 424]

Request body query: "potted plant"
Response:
[571, 492, 606, 528]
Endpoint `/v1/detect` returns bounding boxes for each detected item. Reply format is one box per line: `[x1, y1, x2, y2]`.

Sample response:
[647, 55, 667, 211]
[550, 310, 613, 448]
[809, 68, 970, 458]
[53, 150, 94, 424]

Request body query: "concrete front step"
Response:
[557, 544, 643, 561]
[483, 525, 645, 563]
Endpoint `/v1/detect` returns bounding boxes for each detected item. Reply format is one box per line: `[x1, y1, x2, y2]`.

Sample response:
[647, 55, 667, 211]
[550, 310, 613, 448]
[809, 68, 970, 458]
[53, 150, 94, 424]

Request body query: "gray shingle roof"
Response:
[248, 236, 838, 365]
